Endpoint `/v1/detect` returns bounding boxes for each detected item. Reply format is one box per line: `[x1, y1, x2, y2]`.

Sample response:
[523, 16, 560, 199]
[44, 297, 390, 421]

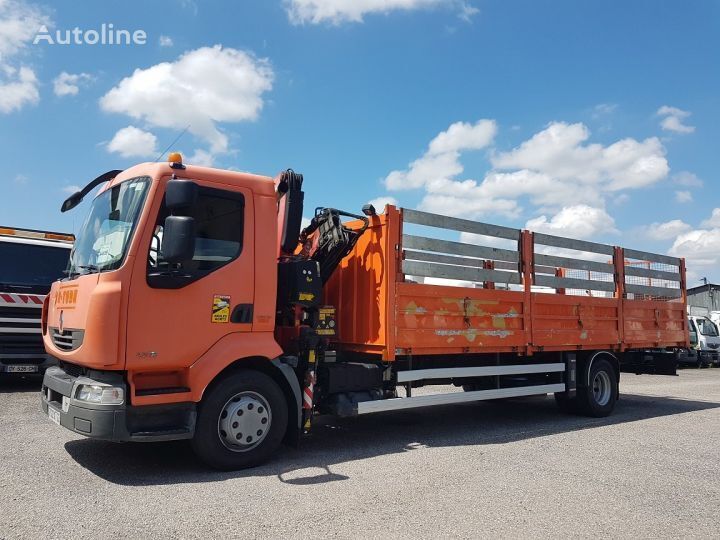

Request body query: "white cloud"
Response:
[53, 71, 92, 97]
[61, 184, 81, 194]
[701, 208, 720, 229]
[665, 209, 720, 279]
[673, 170, 702, 187]
[0, 65, 38, 112]
[367, 196, 398, 212]
[525, 205, 616, 240]
[613, 193, 630, 205]
[674, 190, 692, 203]
[286, 0, 477, 24]
[0, 0, 50, 113]
[644, 219, 692, 240]
[385, 119, 497, 190]
[592, 103, 617, 118]
[158, 35, 173, 47]
[186, 148, 214, 167]
[100, 46, 274, 153]
[0, 0, 50, 58]
[106, 126, 158, 158]
[657, 105, 695, 134]
[491, 122, 668, 191]
[384, 120, 669, 221]
[670, 229, 720, 267]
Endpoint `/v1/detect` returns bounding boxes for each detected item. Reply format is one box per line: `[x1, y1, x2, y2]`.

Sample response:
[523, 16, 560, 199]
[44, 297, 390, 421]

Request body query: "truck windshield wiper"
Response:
[64, 265, 100, 278]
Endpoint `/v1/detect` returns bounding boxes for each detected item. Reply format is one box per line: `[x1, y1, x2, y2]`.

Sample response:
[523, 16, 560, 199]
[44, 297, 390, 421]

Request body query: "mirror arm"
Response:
[61, 169, 123, 213]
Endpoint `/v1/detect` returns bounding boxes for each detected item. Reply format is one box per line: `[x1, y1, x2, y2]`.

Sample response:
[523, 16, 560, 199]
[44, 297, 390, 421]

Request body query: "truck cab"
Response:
[1, 227, 72, 375]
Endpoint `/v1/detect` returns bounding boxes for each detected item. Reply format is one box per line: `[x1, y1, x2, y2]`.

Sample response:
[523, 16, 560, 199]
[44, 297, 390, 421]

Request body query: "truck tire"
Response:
[191, 369, 288, 470]
[576, 357, 618, 417]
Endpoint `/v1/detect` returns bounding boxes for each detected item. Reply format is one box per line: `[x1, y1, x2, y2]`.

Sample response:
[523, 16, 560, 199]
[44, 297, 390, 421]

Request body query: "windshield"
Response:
[696, 318, 719, 337]
[68, 177, 150, 276]
[0, 241, 71, 294]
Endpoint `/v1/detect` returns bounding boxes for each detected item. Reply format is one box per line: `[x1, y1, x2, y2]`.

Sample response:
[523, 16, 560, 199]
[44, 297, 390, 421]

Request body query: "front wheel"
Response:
[191, 369, 288, 470]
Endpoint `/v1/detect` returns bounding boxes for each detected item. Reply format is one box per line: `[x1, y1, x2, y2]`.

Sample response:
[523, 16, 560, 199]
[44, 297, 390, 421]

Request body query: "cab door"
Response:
[125, 180, 255, 373]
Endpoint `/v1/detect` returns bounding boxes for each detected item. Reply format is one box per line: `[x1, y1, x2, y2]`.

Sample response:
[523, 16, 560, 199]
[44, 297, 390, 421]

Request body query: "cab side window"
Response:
[149, 186, 244, 276]
[697, 318, 719, 337]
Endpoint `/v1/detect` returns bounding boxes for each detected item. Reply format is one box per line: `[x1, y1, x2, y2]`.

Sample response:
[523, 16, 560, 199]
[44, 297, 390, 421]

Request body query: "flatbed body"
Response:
[326, 207, 688, 360]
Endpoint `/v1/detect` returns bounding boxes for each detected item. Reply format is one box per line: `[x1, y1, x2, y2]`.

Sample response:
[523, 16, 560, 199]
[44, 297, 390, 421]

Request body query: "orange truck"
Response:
[41, 154, 688, 469]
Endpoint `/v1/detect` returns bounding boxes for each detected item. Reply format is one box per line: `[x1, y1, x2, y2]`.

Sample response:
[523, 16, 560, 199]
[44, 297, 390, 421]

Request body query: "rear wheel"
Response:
[191, 369, 288, 470]
[577, 358, 618, 417]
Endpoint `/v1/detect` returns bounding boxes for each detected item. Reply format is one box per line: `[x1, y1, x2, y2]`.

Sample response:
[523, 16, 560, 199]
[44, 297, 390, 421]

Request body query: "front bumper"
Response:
[41, 365, 195, 442]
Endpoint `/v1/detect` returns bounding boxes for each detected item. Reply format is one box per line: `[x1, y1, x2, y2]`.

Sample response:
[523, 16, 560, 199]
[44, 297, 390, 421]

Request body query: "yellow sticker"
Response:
[298, 292, 315, 302]
[212, 295, 231, 323]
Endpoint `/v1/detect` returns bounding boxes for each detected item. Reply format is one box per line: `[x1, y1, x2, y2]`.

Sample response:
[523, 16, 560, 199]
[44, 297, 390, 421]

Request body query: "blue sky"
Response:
[1, 0, 718, 282]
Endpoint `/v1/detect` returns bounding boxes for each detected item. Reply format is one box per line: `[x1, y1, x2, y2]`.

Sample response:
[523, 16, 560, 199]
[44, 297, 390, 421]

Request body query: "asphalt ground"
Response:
[2, 368, 720, 539]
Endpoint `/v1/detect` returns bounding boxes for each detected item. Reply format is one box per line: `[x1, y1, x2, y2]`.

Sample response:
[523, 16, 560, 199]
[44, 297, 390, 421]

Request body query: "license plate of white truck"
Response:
[48, 407, 61, 425]
[6, 365, 38, 373]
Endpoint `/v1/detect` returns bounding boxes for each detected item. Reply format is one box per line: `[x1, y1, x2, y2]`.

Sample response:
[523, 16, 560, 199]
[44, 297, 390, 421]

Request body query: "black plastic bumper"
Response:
[41, 365, 196, 442]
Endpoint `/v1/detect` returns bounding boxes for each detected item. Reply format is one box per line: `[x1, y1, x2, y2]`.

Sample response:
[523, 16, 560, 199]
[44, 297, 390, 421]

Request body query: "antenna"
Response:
[154, 125, 191, 162]
[701, 277, 708, 286]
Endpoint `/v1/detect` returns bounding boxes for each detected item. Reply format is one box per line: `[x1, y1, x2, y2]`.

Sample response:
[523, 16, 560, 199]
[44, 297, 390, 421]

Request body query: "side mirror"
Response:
[161, 216, 196, 263]
[165, 179, 198, 212]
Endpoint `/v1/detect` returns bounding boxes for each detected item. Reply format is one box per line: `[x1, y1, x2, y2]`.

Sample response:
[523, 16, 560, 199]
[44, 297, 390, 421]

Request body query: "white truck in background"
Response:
[683, 306, 720, 367]
[0, 227, 73, 375]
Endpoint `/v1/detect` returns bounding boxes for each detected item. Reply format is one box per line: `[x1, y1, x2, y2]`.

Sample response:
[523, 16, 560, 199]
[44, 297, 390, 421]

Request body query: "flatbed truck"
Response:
[41, 154, 688, 469]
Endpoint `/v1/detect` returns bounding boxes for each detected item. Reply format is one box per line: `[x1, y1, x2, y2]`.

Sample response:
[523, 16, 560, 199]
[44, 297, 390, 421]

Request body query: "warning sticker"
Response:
[212, 295, 231, 323]
[316, 305, 337, 336]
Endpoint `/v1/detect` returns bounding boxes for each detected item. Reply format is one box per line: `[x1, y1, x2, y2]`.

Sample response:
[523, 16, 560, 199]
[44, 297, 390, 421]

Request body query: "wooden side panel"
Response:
[622, 299, 687, 348]
[394, 282, 527, 355]
[531, 294, 619, 349]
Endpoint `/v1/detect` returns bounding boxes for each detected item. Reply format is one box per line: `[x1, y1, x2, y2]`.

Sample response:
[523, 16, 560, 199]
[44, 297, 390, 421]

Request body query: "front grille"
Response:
[0, 306, 42, 319]
[0, 333, 45, 354]
[0, 305, 42, 342]
[50, 327, 84, 352]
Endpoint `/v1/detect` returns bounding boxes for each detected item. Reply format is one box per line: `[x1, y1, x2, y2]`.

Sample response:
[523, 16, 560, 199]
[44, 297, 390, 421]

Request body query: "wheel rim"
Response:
[592, 370, 612, 407]
[217, 391, 272, 452]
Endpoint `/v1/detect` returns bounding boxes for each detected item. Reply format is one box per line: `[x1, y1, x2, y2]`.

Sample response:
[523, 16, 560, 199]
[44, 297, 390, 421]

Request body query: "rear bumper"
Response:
[41, 365, 195, 442]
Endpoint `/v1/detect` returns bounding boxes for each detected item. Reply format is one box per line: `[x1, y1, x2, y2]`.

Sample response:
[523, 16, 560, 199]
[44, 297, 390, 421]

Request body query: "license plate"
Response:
[6, 365, 38, 373]
[48, 406, 61, 426]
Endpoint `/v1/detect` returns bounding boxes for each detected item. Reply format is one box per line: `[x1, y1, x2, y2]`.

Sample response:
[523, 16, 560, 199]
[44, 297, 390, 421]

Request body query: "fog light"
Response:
[76, 384, 124, 405]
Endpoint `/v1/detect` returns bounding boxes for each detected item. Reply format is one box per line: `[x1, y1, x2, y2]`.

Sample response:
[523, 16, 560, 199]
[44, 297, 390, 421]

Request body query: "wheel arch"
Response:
[200, 356, 302, 447]
[580, 350, 620, 386]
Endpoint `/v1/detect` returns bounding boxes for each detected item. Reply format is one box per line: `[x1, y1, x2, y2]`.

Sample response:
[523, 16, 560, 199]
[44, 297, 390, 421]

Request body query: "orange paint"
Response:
[325, 206, 687, 360]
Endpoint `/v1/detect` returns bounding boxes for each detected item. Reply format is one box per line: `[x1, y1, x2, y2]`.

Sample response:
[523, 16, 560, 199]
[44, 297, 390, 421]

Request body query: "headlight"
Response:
[76, 384, 124, 405]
